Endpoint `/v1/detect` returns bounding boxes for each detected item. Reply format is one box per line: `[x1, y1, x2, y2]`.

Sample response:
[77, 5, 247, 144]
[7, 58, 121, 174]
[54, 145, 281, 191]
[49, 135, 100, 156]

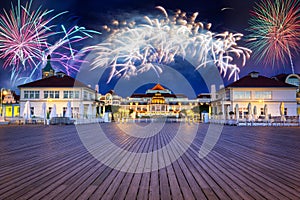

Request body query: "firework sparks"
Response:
[89, 7, 251, 82]
[247, 0, 300, 73]
[0, 0, 100, 88]
[0, 0, 54, 68]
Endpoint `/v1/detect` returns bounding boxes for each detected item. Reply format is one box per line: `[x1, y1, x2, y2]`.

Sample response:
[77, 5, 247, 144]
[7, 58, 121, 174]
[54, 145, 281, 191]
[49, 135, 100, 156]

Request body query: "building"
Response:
[18, 58, 98, 119]
[99, 84, 211, 119]
[272, 73, 300, 114]
[1, 90, 20, 118]
[42, 55, 55, 79]
[17, 59, 298, 122]
[211, 72, 298, 120]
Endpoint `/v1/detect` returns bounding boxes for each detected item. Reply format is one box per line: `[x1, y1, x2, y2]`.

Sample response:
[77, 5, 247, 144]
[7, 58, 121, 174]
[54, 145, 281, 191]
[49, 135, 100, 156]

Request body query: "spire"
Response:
[42, 55, 55, 78]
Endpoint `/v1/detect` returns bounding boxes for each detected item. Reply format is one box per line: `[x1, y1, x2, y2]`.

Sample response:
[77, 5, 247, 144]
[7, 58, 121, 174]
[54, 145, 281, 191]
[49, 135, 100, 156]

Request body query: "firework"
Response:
[0, 0, 100, 88]
[0, 0, 54, 68]
[89, 6, 251, 82]
[247, 0, 300, 73]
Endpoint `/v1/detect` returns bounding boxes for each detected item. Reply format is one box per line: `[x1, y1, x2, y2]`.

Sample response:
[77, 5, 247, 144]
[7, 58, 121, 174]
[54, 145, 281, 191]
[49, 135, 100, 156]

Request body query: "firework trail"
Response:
[0, 0, 54, 68]
[89, 6, 251, 82]
[247, 0, 300, 73]
[0, 0, 100, 87]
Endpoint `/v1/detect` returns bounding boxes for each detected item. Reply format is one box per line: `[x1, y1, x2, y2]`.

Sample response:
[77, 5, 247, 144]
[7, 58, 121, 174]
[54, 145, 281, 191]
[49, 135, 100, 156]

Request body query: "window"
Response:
[63, 91, 79, 99]
[44, 91, 49, 99]
[30, 91, 34, 99]
[55, 91, 59, 98]
[75, 91, 79, 99]
[24, 91, 29, 99]
[35, 92, 39, 99]
[225, 90, 230, 100]
[63, 91, 68, 99]
[238, 108, 248, 119]
[233, 91, 251, 99]
[24, 91, 39, 99]
[84, 91, 88, 99]
[44, 91, 59, 99]
[89, 93, 94, 100]
[254, 91, 272, 99]
[287, 77, 300, 87]
[69, 91, 74, 99]
[49, 91, 54, 98]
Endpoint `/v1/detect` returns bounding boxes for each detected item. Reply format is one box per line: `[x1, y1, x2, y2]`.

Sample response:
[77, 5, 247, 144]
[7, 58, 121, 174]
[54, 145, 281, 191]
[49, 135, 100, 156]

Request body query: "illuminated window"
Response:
[254, 91, 272, 99]
[287, 77, 300, 87]
[233, 91, 251, 99]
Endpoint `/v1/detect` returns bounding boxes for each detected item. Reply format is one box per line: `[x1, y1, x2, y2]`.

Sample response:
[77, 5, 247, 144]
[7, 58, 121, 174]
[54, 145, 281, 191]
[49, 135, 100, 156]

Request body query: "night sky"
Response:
[0, 0, 299, 96]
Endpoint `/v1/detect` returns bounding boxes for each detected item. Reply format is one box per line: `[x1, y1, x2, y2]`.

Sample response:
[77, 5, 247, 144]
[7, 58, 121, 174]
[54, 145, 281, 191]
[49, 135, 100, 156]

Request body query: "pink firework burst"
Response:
[0, 0, 100, 88]
[0, 0, 57, 69]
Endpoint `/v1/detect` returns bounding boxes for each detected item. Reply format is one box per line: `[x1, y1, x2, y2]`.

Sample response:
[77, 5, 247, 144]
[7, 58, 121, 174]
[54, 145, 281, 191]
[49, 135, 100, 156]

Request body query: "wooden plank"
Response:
[148, 133, 160, 200]
[157, 130, 172, 200]
[0, 124, 299, 200]
[124, 137, 152, 200]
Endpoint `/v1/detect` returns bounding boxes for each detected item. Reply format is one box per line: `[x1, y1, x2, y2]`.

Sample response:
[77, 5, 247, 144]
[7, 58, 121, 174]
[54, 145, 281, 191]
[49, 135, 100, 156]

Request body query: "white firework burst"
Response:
[89, 6, 251, 82]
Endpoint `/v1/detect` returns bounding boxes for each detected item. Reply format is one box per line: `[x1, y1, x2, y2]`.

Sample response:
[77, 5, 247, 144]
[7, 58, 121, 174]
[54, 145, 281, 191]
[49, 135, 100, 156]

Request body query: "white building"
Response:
[211, 72, 298, 120]
[18, 57, 98, 119]
[98, 84, 211, 119]
[272, 73, 300, 114]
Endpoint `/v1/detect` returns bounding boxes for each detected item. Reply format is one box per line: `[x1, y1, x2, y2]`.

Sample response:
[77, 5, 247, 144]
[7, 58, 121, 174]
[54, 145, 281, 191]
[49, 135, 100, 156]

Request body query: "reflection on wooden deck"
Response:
[0, 124, 299, 199]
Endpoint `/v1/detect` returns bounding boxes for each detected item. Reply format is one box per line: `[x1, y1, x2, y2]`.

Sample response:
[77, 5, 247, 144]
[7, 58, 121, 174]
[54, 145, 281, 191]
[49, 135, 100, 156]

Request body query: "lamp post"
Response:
[0, 88, 9, 117]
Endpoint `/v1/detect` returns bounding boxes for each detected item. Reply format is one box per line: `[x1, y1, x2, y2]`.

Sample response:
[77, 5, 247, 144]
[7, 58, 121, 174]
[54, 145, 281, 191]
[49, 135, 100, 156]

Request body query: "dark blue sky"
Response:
[0, 0, 299, 95]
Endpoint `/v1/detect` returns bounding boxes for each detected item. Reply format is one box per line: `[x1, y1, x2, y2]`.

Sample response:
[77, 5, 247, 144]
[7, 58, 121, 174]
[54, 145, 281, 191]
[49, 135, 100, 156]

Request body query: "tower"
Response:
[42, 55, 55, 79]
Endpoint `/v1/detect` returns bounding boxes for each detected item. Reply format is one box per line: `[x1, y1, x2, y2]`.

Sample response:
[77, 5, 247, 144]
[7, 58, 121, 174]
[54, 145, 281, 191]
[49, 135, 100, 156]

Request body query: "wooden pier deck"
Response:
[0, 123, 299, 200]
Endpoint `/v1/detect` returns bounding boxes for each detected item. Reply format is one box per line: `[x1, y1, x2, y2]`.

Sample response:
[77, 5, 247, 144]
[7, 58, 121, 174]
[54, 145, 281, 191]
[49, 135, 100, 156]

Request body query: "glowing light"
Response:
[247, 0, 300, 73]
[0, 0, 100, 88]
[88, 7, 251, 82]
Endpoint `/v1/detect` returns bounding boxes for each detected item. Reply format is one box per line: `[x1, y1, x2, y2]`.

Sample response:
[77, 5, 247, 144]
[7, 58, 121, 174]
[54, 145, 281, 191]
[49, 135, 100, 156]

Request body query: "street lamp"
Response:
[1, 88, 9, 117]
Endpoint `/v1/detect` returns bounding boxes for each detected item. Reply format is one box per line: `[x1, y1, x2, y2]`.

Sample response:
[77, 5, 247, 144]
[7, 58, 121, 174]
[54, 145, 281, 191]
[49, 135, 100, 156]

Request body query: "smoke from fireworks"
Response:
[89, 6, 251, 82]
[0, 0, 100, 87]
[247, 0, 300, 73]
